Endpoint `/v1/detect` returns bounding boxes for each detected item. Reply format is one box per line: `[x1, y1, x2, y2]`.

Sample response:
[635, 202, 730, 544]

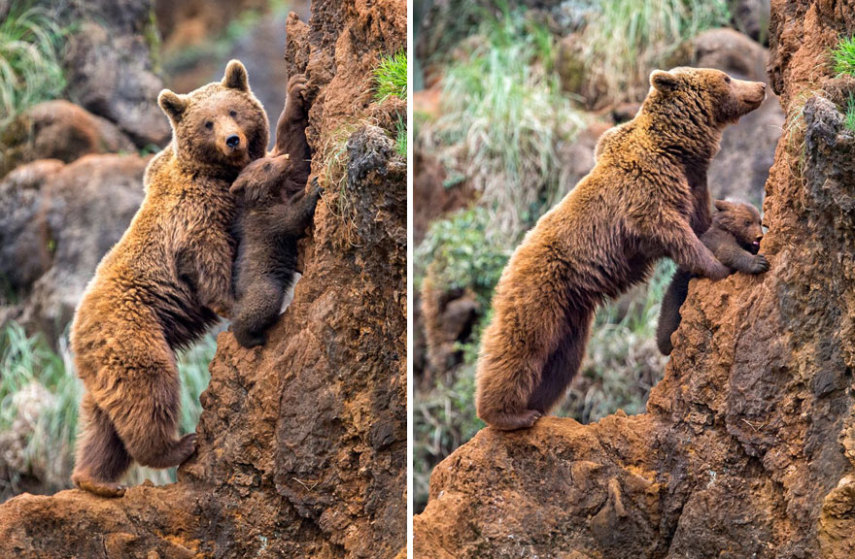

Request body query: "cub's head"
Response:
[158, 60, 269, 172]
[230, 153, 291, 206]
[713, 199, 764, 254]
[648, 67, 766, 127]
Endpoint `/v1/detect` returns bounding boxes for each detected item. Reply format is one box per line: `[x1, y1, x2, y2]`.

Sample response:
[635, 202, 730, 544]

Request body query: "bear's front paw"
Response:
[287, 74, 308, 104]
[749, 254, 770, 274]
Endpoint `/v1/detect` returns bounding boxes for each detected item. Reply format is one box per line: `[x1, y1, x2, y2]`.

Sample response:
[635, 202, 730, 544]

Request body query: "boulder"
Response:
[0, 101, 135, 178]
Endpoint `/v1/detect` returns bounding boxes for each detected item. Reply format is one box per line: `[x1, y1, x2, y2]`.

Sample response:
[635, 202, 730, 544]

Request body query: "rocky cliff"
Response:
[0, 0, 406, 557]
[414, 0, 855, 557]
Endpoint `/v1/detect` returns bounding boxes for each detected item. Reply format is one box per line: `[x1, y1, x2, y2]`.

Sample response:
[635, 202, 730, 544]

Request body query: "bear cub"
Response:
[656, 199, 769, 355]
[230, 74, 321, 348]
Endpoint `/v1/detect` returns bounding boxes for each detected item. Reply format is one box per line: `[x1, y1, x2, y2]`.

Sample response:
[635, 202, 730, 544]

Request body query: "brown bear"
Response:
[229, 74, 320, 348]
[656, 199, 768, 355]
[475, 67, 766, 431]
[70, 60, 269, 497]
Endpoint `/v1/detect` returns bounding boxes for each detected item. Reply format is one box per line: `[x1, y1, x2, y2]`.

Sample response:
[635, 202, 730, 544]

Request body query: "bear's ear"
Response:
[229, 175, 248, 196]
[158, 90, 187, 121]
[650, 70, 679, 93]
[714, 199, 735, 212]
[222, 60, 249, 92]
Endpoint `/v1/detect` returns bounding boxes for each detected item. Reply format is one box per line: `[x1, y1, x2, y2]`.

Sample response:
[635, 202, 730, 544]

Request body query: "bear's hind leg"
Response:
[527, 312, 593, 415]
[656, 270, 691, 355]
[71, 392, 132, 497]
[233, 274, 287, 348]
[96, 336, 197, 470]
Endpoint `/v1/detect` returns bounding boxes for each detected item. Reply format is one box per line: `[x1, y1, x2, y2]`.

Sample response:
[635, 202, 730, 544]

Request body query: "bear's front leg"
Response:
[637, 211, 729, 280]
[277, 182, 323, 235]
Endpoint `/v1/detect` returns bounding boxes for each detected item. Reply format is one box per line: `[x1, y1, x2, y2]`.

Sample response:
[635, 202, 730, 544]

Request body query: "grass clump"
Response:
[421, 8, 586, 241]
[831, 35, 855, 76]
[374, 51, 407, 102]
[0, 2, 67, 130]
[844, 95, 855, 132]
[579, 0, 730, 104]
[0, 322, 215, 497]
[395, 115, 407, 157]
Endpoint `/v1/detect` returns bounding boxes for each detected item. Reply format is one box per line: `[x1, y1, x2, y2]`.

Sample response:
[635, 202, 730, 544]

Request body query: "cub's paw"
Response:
[177, 433, 198, 464]
[749, 254, 770, 274]
[287, 74, 308, 106]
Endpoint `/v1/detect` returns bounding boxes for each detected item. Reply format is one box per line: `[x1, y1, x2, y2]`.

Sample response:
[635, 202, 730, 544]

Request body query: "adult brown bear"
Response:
[475, 67, 766, 431]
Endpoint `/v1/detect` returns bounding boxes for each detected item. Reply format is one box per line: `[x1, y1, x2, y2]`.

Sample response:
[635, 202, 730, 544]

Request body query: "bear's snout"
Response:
[226, 134, 241, 149]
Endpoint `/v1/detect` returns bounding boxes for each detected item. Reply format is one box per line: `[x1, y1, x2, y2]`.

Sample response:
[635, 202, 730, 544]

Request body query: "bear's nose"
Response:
[226, 135, 241, 149]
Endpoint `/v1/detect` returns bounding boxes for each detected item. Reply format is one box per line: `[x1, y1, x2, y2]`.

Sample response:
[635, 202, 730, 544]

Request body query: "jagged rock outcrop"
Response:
[0, 0, 406, 557]
[414, 1, 855, 557]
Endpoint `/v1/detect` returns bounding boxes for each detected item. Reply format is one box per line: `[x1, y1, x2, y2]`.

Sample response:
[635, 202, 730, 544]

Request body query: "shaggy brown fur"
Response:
[229, 74, 319, 348]
[656, 199, 768, 355]
[70, 60, 269, 497]
[475, 68, 766, 430]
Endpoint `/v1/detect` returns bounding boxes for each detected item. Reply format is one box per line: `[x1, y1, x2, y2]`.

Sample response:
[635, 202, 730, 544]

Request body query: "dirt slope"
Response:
[414, 1, 855, 557]
[0, 1, 406, 557]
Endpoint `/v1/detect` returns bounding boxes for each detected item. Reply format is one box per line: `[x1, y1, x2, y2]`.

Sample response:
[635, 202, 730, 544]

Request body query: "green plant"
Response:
[395, 115, 407, 157]
[831, 35, 855, 76]
[420, 9, 586, 241]
[0, 322, 215, 495]
[374, 51, 407, 102]
[415, 207, 510, 306]
[0, 2, 67, 130]
[845, 94, 855, 132]
[579, 0, 731, 104]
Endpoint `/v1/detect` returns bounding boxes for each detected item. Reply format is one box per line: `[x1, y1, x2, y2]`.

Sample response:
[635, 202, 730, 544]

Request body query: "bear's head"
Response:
[158, 60, 269, 174]
[648, 67, 766, 128]
[713, 199, 764, 254]
[229, 153, 291, 206]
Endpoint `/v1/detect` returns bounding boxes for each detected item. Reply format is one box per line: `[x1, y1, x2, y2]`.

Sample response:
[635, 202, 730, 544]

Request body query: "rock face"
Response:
[414, 1, 855, 557]
[0, 1, 406, 558]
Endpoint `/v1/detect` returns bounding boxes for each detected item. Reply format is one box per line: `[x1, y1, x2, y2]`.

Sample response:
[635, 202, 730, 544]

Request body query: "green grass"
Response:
[421, 8, 585, 241]
[845, 95, 855, 132]
[0, 322, 215, 495]
[395, 115, 407, 157]
[578, 0, 731, 104]
[831, 35, 855, 76]
[0, 1, 67, 130]
[374, 51, 407, 102]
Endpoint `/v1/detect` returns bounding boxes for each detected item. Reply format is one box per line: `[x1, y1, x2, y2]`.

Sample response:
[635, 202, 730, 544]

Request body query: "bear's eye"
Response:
[205, 121, 213, 130]
[724, 76, 731, 84]
[230, 110, 237, 117]
[744, 220, 751, 226]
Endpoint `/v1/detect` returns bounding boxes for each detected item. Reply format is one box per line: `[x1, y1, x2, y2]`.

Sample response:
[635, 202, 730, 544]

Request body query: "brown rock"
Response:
[0, 101, 135, 178]
[0, 1, 405, 557]
[414, 2, 855, 557]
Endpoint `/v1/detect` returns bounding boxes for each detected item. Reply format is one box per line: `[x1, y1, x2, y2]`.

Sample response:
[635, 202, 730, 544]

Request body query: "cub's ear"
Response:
[229, 176, 248, 196]
[158, 90, 187, 121]
[222, 60, 249, 92]
[650, 70, 679, 92]
[714, 199, 735, 212]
